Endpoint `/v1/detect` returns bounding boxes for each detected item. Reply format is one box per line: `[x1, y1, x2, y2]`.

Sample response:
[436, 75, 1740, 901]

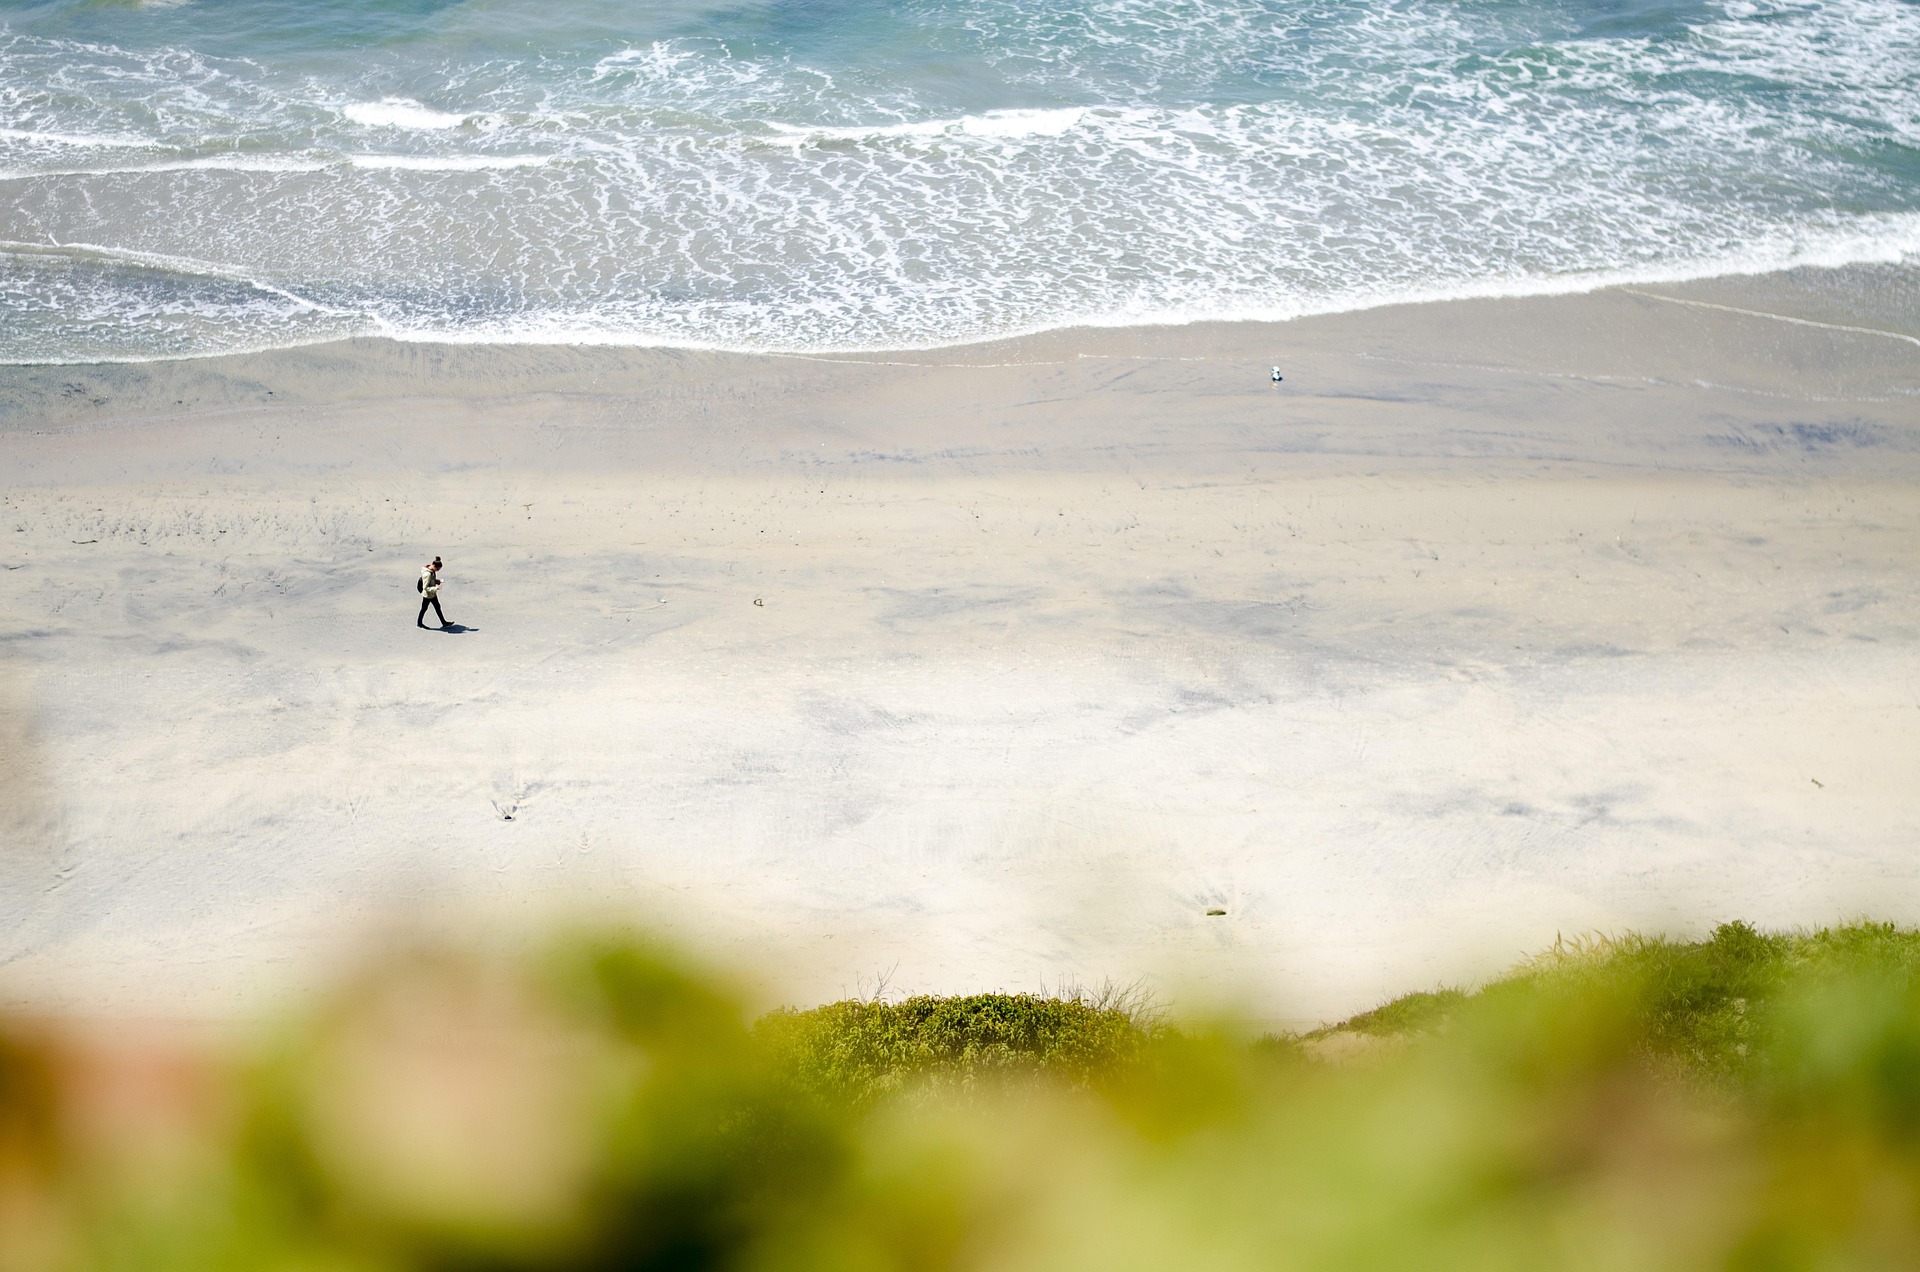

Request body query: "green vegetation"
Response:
[757, 989, 1153, 1105]
[1315, 986, 1470, 1039]
[1314, 920, 1920, 1085]
[10, 921, 1920, 1269]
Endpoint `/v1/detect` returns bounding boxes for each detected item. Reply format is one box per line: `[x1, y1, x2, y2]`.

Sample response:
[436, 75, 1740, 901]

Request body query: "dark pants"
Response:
[418, 595, 446, 627]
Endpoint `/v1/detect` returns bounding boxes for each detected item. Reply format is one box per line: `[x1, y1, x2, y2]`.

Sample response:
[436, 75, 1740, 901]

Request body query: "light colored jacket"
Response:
[420, 566, 439, 599]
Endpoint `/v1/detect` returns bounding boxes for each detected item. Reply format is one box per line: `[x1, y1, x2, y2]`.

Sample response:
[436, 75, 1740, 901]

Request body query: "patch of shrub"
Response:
[758, 990, 1153, 1105]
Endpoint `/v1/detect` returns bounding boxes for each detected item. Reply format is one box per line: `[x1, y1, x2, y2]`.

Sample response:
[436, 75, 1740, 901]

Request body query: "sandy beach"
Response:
[3, 267, 1918, 1024]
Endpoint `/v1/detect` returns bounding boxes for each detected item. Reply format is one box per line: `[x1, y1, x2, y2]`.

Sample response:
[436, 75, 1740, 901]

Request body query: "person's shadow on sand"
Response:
[436, 623, 478, 634]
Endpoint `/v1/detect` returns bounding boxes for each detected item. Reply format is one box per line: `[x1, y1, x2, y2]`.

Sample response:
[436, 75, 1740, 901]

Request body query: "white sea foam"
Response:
[349, 223, 1920, 356]
[765, 107, 1092, 146]
[0, 155, 332, 181]
[0, 126, 154, 149]
[346, 153, 551, 171]
[1047, 215, 1920, 337]
[340, 98, 471, 130]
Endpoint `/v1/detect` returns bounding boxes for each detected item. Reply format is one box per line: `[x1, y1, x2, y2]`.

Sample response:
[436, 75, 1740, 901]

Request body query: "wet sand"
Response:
[3, 267, 1918, 1024]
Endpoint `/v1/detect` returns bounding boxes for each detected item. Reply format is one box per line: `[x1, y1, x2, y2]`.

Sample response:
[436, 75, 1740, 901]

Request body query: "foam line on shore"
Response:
[1623, 289, 1920, 350]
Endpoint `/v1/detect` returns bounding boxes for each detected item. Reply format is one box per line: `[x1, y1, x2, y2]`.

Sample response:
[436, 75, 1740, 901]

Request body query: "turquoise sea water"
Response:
[1, 0, 1917, 362]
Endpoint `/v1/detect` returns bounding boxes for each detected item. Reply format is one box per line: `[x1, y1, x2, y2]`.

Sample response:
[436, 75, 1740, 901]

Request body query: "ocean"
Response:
[1, 0, 1917, 363]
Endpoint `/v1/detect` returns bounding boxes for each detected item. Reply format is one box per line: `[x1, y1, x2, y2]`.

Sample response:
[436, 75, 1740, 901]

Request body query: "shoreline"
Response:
[3, 258, 1918, 428]
[6, 244, 1919, 374]
[3, 267, 1918, 1026]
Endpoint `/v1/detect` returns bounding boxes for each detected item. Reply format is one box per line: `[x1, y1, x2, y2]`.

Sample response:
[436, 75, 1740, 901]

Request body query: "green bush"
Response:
[757, 990, 1152, 1106]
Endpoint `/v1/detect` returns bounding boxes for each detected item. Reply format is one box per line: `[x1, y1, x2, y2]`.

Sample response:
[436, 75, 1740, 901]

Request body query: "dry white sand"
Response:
[3, 271, 1918, 1025]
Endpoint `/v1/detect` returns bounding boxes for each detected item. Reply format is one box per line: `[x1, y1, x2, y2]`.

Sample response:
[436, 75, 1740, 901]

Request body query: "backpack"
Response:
[416, 574, 424, 593]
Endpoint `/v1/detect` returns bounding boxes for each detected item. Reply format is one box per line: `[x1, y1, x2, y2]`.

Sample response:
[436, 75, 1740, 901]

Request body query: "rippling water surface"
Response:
[2, 0, 1917, 361]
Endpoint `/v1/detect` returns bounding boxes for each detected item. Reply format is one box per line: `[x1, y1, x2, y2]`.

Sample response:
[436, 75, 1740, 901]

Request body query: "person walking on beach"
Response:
[417, 555, 448, 629]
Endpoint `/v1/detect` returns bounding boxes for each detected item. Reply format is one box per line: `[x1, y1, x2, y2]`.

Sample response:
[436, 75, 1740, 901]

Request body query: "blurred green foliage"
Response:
[10, 921, 1920, 1270]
